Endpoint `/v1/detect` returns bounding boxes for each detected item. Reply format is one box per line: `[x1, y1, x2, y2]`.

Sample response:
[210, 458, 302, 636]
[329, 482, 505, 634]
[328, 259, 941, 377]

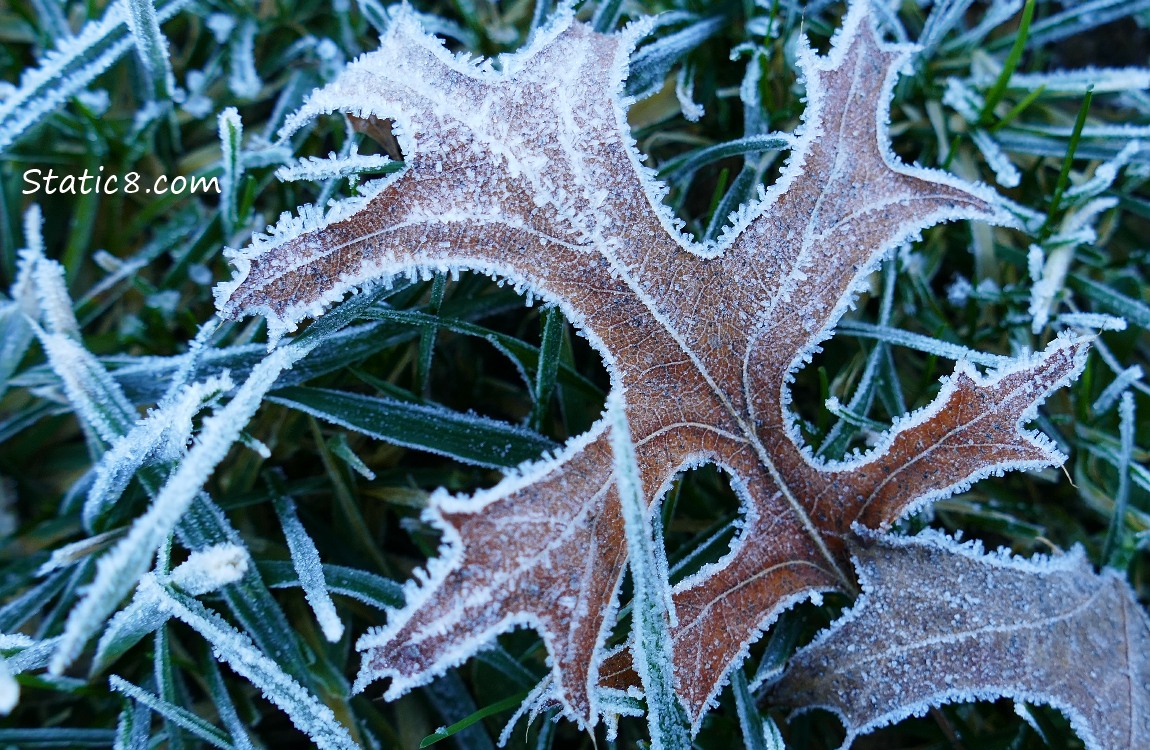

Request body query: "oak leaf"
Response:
[768, 531, 1150, 750]
[215, 2, 1088, 731]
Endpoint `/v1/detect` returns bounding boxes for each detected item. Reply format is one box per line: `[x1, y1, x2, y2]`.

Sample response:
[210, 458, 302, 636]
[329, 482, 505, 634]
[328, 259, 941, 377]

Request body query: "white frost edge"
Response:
[274, 150, 394, 182]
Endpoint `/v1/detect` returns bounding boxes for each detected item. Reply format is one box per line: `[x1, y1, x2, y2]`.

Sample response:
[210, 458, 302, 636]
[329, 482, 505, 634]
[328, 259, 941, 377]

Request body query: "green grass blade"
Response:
[218, 109, 244, 235]
[1102, 393, 1135, 568]
[731, 669, 768, 750]
[990, 84, 1046, 133]
[659, 134, 793, 185]
[152, 583, 359, 750]
[0, 0, 194, 152]
[1068, 275, 1150, 332]
[270, 486, 345, 642]
[125, 0, 177, 101]
[0, 729, 116, 748]
[592, 0, 624, 33]
[201, 651, 257, 750]
[177, 496, 318, 690]
[609, 394, 690, 749]
[417, 274, 447, 397]
[268, 386, 556, 468]
[0, 302, 34, 402]
[530, 307, 564, 431]
[978, 0, 1035, 127]
[153, 625, 186, 750]
[1042, 85, 1094, 234]
[91, 593, 166, 676]
[419, 690, 530, 748]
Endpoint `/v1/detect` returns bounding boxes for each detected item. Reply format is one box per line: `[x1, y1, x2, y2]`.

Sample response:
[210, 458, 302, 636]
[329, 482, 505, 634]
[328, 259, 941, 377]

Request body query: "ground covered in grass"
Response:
[0, 0, 1147, 748]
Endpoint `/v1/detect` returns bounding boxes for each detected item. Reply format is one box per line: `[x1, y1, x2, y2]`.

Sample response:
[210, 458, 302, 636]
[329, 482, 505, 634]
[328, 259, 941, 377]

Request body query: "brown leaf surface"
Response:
[214, 3, 1087, 728]
[768, 532, 1150, 750]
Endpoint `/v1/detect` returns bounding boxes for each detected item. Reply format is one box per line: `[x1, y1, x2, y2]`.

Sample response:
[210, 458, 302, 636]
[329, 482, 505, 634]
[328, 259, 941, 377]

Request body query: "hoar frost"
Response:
[208, 1, 1139, 746]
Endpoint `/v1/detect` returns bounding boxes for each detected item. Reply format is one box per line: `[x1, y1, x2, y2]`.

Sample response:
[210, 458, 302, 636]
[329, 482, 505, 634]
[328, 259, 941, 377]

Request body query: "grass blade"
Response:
[109, 676, 233, 750]
[268, 386, 555, 468]
[257, 560, 403, 610]
[0, 0, 194, 152]
[420, 690, 530, 748]
[270, 486, 345, 642]
[151, 581, 358, 750]
[608, 393, 690, 749]
[978, 0, 1035, 126]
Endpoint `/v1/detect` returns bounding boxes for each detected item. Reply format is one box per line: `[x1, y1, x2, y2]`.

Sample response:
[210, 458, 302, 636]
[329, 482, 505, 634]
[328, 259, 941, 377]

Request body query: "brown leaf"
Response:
[214, 3, 1087, 730]
[768, 531, 1150, 750]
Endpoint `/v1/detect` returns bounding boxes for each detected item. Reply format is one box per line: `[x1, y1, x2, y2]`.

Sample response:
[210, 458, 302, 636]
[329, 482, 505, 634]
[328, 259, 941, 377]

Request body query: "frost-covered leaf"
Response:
[768, 531, 1150, 750]
[215, 2, 1087, 731]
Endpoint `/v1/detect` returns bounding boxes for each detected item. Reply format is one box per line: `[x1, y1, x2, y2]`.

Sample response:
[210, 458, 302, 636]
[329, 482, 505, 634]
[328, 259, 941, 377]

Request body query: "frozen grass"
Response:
[0, 0, 1146, 748]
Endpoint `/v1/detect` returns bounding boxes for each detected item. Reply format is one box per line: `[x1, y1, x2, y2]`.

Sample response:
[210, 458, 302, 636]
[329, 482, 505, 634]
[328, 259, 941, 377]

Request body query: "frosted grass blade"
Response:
[125, 0, 176, 100]
[51, 344, 314, 674]
[110, 676, 233, 749]
[257, 560, 403, 610]
[151, 581, 358, 750]
[219, 108, 244, 233]
[608, 394, 689, 749]
[271, 490, 345, 642]
[0, 0, 194, 152]
[731, 669, 767, 750]
[201, 652, 256, 750]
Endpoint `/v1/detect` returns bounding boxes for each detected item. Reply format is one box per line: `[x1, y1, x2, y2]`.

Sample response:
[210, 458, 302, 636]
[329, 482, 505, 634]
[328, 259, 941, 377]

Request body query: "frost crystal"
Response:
[167, 544, 250, 596]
